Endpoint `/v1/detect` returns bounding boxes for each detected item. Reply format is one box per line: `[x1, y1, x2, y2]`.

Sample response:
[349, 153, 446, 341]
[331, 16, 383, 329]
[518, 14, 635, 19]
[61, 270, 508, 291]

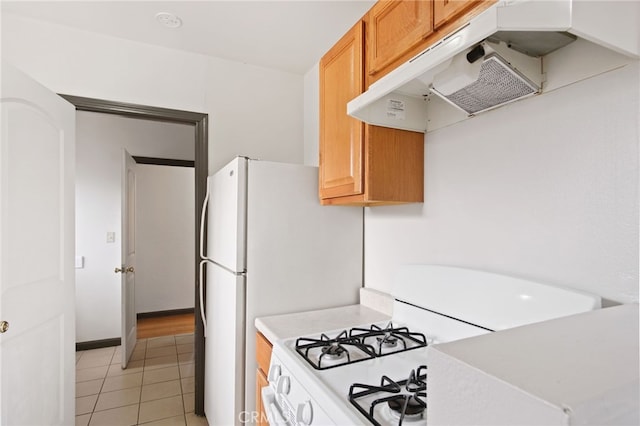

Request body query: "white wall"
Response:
[303, 53, 638, 304]
[364, 62, 639, 304]
[75, 111, 194, 342]
[1, 13, 304, 174]
[136, 164, 194, 314]
[304, 63, 320, 166]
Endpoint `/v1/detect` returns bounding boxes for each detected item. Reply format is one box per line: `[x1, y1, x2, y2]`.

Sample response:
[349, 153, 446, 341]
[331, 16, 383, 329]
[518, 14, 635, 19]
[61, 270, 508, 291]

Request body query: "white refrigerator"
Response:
[200, 157, 363, 425]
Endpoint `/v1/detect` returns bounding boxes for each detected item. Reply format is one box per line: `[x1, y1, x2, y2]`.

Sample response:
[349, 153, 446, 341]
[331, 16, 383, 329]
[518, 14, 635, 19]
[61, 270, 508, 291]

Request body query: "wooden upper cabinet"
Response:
[364, 126, 424, 203]
[319, 17, 424, 206]
[366, 1, 434, 84]
[316, 0, 500, 206]
[434, 0, 479, 29]
[433, 1, 497, 34]
[319, 21, 365, 200]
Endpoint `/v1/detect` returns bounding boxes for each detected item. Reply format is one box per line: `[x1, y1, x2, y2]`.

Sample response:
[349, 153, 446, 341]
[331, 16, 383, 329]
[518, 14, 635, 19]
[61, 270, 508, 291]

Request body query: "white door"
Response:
[120, 150, 137, 368]
[0, 63, 76, 424]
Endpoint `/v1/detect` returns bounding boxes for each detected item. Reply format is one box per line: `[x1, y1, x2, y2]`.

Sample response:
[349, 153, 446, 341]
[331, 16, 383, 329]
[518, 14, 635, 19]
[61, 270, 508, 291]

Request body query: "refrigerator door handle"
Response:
[199, 176, 211, 336]
[199, 176, 211, 261]
[199, 259, 208, 337]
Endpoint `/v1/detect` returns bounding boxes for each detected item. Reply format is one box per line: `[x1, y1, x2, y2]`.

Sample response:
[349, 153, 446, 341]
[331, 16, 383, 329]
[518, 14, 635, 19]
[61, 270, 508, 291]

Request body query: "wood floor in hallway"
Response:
[137, 313, 195, 339]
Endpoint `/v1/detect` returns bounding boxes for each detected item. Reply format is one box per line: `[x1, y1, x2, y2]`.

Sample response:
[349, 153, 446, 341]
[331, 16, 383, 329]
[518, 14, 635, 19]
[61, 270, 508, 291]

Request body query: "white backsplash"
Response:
[359, 287, 394, 316]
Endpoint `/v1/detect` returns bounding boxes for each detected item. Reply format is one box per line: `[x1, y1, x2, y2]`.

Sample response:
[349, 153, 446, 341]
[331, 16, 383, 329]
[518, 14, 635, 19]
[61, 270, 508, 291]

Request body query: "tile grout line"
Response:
[135, 380, 142, 426]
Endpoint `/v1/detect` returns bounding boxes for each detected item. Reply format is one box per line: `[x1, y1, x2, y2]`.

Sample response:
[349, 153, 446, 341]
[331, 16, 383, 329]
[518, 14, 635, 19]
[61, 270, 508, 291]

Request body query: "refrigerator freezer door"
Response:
[204, 261, 246, 426]
[207, 157, 247, 273]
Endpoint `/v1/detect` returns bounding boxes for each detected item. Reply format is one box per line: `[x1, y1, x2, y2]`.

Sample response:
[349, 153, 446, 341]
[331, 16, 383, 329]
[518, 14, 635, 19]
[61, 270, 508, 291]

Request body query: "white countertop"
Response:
[427, 303, 639, 425]
[255, 304, 391, 344]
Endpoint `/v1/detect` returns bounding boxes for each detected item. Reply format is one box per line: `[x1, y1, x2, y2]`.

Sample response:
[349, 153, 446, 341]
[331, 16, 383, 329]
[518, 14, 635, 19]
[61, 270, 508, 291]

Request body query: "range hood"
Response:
[347, 0, 640, 133]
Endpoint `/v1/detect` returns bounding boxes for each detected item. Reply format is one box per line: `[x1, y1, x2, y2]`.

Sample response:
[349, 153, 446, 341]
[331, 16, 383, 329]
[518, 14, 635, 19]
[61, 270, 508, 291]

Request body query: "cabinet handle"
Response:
[0, 321, 9, 333]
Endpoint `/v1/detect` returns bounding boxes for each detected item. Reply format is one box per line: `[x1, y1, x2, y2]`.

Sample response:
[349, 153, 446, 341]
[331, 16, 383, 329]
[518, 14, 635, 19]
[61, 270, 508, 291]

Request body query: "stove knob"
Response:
[297, 400, 313, 425]
[276, 375, 290, 395]
[268, 364, 281, 382]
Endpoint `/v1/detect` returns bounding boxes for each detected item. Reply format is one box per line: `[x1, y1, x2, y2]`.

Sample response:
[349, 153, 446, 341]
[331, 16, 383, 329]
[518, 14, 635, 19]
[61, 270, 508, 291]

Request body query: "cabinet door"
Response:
[434, 0, 479, 29]
[256, 368, 269, 426]
[255, 332, 272, 426]
[319, 20, 365, 199]
[365, 126, 424, 203]
[256, 332, 272, 374]
[367, 1, 433, 79]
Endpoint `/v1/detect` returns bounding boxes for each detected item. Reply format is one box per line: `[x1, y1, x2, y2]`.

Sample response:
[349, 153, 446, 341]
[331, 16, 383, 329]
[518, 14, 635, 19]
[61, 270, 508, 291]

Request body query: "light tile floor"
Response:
[75, 334, 209, 426]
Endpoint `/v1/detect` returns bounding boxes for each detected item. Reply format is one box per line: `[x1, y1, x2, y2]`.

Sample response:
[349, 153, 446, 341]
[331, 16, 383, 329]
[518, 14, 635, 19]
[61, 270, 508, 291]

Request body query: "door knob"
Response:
[0, 321, 9, 333]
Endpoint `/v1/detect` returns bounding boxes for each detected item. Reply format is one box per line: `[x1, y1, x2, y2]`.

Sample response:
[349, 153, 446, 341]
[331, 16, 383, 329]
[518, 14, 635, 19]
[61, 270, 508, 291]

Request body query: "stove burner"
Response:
[387, 395, 425, 417]
[376, 333, 398, 348]
[349, 322, 427, 357]
[321, 343, 347, 360]
[295, 330, 377, 370]
[349, 366, 427, 426]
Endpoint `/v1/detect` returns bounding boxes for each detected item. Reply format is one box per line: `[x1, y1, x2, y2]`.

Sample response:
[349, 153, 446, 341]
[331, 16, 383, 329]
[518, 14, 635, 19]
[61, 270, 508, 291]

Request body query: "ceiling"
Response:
[1, 1, 375, 75]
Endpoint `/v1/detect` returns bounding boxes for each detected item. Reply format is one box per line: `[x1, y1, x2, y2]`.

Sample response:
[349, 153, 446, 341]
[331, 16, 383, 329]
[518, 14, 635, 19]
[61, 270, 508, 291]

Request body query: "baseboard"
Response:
[76, 338, 121, 352]
[137, 308, 195, 319]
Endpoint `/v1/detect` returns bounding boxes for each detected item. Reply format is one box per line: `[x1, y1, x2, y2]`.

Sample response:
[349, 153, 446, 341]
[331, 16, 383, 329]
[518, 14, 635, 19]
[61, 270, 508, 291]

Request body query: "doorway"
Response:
[134, 158, 195, 320]
[62, 94, 208, 416]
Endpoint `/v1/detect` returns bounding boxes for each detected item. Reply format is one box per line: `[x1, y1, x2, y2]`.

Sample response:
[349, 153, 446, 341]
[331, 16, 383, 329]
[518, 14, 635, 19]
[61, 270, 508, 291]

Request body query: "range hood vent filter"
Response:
[432, 53, 540, 115]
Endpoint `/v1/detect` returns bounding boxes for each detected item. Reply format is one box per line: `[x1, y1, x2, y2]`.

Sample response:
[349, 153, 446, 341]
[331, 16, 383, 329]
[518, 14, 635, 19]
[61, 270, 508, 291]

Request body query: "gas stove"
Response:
[262, 265, 601, 426]
[267, 324, 434, 426]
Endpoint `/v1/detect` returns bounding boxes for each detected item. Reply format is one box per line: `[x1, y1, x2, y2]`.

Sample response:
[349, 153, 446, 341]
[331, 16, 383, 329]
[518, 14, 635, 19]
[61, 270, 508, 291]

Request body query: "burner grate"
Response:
[295, 330, 378, 370]
[349, 322, 428, 356]
[349, 366, 427, 426]
[295, 323, 429, 370]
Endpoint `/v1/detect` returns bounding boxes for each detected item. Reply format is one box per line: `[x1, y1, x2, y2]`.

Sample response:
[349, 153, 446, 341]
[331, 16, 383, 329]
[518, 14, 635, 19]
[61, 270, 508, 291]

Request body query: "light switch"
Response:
[106, 232, 116, 243]
[75, 256, 84, 269]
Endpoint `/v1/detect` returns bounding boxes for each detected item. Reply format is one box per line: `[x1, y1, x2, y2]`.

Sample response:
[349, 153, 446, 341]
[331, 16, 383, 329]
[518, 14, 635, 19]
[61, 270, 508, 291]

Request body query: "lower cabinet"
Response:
[256, 332, 273, 426]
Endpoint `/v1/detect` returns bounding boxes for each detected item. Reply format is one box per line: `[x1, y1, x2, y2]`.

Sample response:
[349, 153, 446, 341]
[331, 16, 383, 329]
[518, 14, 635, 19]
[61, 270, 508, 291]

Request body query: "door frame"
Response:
[60, 94, 208, 416]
